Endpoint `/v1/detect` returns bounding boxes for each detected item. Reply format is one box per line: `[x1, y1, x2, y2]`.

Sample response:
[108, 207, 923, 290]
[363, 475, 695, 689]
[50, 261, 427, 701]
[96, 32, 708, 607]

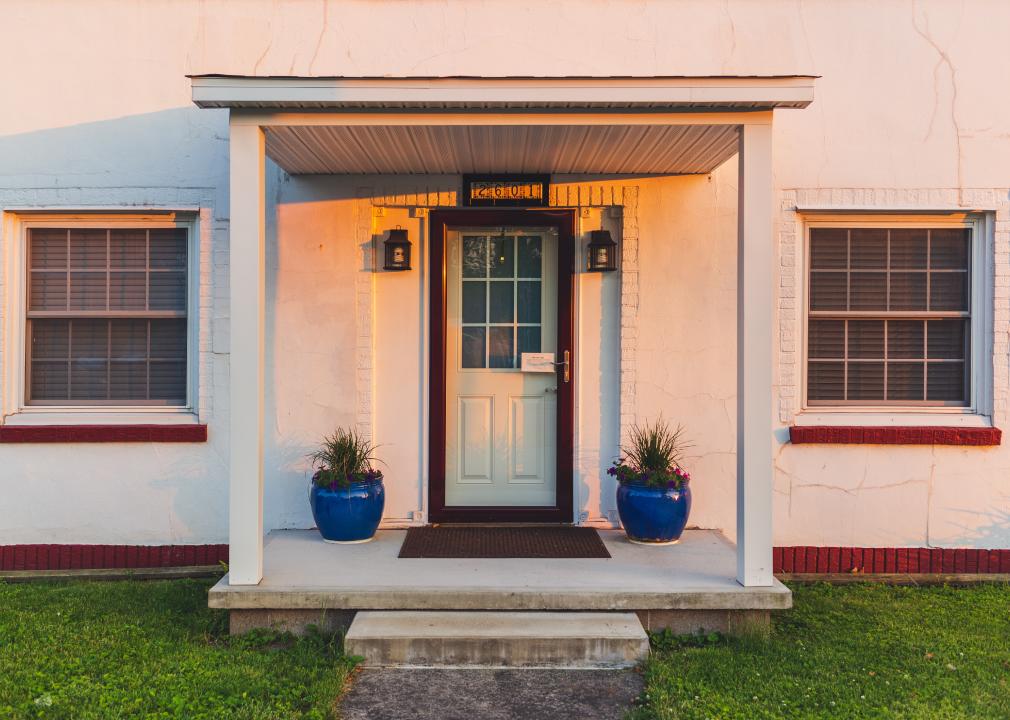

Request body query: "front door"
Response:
[430, 210, 575, 522]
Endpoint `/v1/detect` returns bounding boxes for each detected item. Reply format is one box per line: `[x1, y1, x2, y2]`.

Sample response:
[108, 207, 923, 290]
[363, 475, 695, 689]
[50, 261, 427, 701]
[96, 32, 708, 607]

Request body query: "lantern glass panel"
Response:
[587, 230, 617, 272]
[383, 229, 411, 271]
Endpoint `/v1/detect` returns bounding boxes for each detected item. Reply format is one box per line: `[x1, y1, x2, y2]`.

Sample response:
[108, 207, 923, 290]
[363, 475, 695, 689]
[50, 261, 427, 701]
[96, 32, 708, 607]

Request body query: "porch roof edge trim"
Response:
[795, 206, 998, 215]
[190, 75, 816, 111]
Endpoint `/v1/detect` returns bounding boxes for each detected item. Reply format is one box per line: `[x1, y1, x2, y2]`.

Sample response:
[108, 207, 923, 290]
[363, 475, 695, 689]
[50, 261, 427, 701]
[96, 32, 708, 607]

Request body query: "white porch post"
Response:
[736, 121, 775, 587]
[228, 118, 266, 585]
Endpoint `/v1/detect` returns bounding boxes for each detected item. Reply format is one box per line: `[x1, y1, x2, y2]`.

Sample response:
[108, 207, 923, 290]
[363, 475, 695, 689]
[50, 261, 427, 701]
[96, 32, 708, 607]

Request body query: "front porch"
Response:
[211, 529, 791, 636]
[190, 76, 816, 621]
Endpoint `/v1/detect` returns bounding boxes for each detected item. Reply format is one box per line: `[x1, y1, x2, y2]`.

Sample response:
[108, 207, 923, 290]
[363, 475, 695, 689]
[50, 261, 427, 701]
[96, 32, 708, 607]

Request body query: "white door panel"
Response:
[458, 395, 494, 483]
[445, 227, 558, 507]
[509, 394, 553, 485]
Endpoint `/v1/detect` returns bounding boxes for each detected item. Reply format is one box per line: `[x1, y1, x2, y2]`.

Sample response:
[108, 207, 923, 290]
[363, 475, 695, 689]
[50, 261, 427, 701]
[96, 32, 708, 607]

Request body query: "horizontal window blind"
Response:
[26, 228, 188, 405]
[808, 227, 970, 406]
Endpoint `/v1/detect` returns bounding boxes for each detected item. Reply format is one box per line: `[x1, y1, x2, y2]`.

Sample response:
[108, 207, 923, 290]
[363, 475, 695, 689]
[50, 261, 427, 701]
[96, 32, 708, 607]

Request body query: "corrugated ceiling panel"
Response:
[264, 124, 740, 175]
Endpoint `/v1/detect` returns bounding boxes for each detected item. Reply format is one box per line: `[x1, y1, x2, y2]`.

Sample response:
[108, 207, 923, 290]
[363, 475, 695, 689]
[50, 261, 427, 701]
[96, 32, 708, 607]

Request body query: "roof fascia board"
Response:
[192, 76, 815, 109]
[795, 206, 995, 215]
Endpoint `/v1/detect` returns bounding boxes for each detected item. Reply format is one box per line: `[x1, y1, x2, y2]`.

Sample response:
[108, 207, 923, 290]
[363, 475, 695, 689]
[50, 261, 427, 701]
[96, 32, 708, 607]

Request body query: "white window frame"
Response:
[795, 212, 993, 427]
[2, 211, 201, 425]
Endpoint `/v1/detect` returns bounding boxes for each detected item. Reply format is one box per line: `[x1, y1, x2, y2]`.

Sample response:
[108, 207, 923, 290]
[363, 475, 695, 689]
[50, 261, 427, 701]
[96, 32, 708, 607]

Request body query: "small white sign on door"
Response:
[520, 352, 556, 373]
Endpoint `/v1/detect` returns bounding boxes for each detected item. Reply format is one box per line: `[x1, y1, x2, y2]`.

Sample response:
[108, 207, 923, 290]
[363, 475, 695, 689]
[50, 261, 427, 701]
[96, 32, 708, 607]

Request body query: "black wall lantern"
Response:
[586, 230, 618, 272]
[383, 227, 412, 271]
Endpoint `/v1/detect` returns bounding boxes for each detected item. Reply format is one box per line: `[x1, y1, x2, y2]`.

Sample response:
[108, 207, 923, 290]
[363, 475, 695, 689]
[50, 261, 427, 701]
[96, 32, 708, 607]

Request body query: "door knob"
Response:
[552, 350, 570, 383]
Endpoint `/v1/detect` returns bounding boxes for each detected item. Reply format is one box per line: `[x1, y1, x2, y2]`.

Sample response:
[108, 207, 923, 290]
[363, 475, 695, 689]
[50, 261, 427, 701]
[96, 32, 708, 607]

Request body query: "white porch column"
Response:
[736, 121, 775, 587]
[228, 119, 266, 585]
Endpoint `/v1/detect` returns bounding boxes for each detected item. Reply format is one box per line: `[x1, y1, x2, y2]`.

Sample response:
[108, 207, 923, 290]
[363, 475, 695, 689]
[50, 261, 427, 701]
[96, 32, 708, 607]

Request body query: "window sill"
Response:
[0, 417, 207, 443]
[4, 410, 199, 426]
[793, 412, 991, 428]
[789, 425, 1001, 446]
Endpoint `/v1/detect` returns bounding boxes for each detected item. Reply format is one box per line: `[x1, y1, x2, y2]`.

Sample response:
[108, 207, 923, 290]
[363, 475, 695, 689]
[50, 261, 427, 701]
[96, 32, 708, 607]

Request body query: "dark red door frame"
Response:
[428, 209, 576, 523]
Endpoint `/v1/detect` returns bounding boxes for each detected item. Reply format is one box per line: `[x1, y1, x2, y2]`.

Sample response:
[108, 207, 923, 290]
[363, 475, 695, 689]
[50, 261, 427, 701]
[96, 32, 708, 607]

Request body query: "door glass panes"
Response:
[517, 237, 543, 278]
[460, 232, 543, 369]
[462, 237, 487, 278]
[517, 326, 541, 357]
[488, 327, 514, 368]
[489, 236, 514, 278]
[517, 281, 541, 323]
[488, 282, 513, 323]
[461, 327, 486, 369]
[461, 282, 486, 324]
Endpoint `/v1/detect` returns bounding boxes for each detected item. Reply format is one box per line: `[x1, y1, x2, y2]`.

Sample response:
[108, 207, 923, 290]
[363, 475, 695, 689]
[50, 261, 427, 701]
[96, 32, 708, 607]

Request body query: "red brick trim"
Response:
[0, 424, 208, 443]
[788, 426, 1001, 446]
[774, 546, 1010, 574]
[0, 544, 228, 571]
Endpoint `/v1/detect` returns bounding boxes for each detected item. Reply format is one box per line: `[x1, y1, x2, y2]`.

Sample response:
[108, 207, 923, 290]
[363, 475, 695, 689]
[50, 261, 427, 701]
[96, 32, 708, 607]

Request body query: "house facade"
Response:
[2, 0, 1009, 577]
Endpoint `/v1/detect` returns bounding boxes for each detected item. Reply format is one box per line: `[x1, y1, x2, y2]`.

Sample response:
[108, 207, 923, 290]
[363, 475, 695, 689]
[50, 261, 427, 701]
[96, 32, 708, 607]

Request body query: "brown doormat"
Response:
[398, 526, 611, 559]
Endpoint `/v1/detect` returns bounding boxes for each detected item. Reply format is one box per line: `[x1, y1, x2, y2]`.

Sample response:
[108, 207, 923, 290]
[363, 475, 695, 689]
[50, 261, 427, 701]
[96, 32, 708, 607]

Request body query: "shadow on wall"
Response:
[149, 444, 230, 543]
[0, 106, 740, 536]
[0, 107, 237, 544]
[270, 173, 681, 205]
[0, 106, 229, 204]
[944, 507, 1010, 548]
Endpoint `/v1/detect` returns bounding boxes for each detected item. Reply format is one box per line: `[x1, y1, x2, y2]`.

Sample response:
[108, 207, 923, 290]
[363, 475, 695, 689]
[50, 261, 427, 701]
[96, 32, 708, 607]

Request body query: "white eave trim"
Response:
[190, 75, 816, 110]
[795, 206, 997, 215]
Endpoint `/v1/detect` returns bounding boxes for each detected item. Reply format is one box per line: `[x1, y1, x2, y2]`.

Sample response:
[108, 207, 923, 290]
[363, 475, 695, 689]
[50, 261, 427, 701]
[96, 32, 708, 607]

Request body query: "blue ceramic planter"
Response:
[616, 482, 692, 544]
[309, 477, 385, 543]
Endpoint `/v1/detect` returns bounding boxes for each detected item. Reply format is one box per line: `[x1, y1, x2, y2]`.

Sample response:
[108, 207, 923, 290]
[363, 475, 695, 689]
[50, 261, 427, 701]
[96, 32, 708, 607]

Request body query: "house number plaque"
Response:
[462, 174, 550, 207]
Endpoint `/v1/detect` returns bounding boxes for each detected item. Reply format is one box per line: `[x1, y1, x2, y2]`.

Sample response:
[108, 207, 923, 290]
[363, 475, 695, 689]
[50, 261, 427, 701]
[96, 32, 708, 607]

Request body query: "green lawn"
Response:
[631, 582, 1010, 720]
[1, 579, 1007, 719]
[0, 578, 353, 719]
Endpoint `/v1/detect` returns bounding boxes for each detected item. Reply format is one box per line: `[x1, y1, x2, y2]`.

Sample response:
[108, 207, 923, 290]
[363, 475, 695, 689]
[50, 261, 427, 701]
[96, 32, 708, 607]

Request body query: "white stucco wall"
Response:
[1, 0, 1009, 548]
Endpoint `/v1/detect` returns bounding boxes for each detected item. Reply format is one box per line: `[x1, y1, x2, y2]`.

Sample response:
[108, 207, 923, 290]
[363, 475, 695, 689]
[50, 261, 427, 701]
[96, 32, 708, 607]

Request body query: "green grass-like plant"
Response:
[629, 582, 1010, 719]
[0, 579, 355, 719]
[1, 579, 1008, 718]
[309, 427, 383, 489]
[611, 416, 693, 489]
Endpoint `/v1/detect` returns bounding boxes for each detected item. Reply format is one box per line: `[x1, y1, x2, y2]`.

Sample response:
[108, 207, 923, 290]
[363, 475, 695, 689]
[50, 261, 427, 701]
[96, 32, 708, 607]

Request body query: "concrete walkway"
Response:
[338, 668, 643, 720]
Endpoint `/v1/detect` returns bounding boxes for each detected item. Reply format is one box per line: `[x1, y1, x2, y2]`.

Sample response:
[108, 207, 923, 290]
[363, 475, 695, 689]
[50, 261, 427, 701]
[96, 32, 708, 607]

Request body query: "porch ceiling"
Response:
[192, 75, 815, 176]
[263, 123, 740, 175]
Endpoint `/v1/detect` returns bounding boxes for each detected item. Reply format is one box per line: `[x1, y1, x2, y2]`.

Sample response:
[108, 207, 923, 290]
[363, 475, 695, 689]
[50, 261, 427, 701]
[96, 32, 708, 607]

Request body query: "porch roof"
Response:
[210, 77, 799, 589]
[190, 75, 817, 111]
[190, 75, 815, 175]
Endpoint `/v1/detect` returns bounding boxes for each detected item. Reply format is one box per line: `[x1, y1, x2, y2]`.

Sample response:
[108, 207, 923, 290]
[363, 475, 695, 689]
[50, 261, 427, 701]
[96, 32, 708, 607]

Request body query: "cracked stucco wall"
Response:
[1, 0, 1009, 546]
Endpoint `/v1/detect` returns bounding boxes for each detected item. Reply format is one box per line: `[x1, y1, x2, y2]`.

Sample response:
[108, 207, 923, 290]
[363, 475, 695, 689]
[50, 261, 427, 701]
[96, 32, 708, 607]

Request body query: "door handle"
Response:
[552, 350, 570, 383]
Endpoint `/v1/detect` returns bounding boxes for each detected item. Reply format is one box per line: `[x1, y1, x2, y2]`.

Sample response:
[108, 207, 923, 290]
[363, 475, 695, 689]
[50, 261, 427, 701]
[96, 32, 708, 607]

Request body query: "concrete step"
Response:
[344, 611, 649, 668]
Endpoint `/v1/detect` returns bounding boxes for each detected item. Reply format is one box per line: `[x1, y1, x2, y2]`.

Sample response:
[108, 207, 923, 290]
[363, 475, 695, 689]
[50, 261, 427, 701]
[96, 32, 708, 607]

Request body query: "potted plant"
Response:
[609, 418, 692, 545]
[308, 428, 385, 544]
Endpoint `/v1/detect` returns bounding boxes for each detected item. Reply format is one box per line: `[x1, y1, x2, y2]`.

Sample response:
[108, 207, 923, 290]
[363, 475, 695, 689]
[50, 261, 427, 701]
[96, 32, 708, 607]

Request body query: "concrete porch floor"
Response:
[210, 529, 791, 636]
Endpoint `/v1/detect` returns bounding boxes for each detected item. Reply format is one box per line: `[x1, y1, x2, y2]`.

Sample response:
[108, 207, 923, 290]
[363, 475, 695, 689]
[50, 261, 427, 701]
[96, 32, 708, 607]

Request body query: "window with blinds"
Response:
[807, 227, 971, 406]
[26, 227, 188, 406]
